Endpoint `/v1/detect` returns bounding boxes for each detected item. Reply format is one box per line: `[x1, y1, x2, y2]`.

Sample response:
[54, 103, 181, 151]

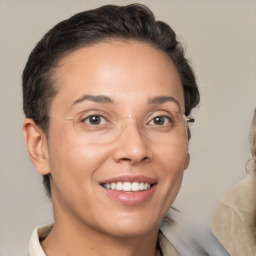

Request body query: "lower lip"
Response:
[102, 185, 157, 206]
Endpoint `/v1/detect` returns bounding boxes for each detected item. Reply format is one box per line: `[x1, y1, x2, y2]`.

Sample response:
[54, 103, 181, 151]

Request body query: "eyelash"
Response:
[81, 115, 108, 125]
[81, 114, 174, 126]
[147, 115, 173, 126]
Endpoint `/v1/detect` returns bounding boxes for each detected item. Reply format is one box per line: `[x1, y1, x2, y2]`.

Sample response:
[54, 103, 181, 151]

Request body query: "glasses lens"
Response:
[70, 110, 188, 144]
[142, 112, 187, 143]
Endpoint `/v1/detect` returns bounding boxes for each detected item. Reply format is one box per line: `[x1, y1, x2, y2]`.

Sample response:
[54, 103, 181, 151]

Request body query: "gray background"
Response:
[0, 0, 255, 255]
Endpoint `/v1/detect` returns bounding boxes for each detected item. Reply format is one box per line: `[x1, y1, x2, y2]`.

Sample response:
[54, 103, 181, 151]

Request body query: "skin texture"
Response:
[23, 41, 190, 256]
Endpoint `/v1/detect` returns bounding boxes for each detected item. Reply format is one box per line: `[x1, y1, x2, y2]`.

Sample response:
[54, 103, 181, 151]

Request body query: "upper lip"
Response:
[100, 175, 157, 185]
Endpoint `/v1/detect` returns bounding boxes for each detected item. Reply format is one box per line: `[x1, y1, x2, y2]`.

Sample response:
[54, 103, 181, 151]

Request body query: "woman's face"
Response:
[45, 41, 190, 238]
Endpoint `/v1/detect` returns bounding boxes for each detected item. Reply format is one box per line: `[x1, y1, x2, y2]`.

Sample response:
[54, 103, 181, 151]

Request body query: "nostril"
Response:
[142, 156, 149, 162]
[118, 156, 150, 164]
[121, 157, 131, 161]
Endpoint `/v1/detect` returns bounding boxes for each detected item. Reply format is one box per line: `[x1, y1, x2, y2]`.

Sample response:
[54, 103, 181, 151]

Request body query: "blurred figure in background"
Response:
[211, 107, 256, 256]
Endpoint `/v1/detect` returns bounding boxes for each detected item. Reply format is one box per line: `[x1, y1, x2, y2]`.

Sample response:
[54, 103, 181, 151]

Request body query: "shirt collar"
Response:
[28, 224, 53, 256]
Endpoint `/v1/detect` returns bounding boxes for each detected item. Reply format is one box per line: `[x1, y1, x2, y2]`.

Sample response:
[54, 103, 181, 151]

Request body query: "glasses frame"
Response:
[64, 112, 195, 144]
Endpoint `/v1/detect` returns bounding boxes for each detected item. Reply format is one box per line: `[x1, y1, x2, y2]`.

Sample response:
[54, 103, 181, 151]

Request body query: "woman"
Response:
[22, 4, 200, 255]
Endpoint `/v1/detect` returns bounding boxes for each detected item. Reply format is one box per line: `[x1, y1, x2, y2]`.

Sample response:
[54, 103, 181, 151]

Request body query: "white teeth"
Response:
[131, 182, 139, 191]
[111, 183, 116, 190]
[116, 182, 123, 191]
[139, 182, 145, 190]
[103, 182, 152, 191]
[123, 182, 131, 191]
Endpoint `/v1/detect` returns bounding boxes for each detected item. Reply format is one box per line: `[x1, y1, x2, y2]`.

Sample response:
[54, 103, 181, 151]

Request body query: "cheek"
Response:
[155, 141, 187, 191]
[149, 142, 188, 217]
[47, 130, 110, 195]
[155, 140, 188, 175]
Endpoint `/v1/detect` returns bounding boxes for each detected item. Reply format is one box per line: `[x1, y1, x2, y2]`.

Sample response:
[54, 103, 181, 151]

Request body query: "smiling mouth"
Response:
[101, 182, 154, 192]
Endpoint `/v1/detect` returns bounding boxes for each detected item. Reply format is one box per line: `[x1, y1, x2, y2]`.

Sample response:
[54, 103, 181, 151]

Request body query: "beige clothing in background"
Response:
[211, 168, 256, 256]
[211, 107, 256, 256]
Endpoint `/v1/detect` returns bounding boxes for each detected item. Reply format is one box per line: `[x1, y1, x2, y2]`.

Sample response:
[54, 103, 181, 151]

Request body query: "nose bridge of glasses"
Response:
[117, 114, 152, 140]
[120, 115, 142, 131]
[111, 114, 147, 144]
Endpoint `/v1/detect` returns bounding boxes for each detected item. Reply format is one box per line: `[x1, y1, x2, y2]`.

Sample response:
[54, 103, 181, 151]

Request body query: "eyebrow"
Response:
[71, 94, 114, 107]
[71, 94, 181, 110]
[148, 96, 181, 111]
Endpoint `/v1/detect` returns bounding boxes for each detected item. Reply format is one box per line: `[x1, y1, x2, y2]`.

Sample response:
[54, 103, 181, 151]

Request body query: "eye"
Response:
[148, 116, 172, 126]
[82, 115, 108, 125]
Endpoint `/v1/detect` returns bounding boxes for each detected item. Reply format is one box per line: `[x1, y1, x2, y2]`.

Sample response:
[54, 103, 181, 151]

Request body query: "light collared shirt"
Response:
[28, 224, 53, 256]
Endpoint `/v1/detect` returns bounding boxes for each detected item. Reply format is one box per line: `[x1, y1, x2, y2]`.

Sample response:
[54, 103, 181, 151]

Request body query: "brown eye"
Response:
[153, 116, 164, 125]
[83, 115, 107, 125]
[149, 116, 171, 126]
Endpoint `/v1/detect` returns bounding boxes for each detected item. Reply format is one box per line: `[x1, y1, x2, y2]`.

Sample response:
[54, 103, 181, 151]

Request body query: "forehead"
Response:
[51, 40, 184, 114]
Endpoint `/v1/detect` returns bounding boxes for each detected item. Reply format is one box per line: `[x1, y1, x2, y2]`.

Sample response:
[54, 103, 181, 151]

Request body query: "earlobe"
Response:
[23, 118, 50, 175]
[184, 153, 190, 170]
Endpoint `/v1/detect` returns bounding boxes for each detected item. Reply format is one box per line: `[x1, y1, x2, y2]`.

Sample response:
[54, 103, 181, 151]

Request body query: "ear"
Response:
[184, 153, 190, 170]
[23, 118, 50, 175]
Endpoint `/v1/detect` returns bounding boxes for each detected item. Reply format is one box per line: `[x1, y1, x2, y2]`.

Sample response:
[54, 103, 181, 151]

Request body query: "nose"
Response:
[112, 120, 152, 165]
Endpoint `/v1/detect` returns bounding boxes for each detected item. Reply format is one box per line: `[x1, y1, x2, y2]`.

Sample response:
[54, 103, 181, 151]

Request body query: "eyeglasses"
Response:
[65, 109, 194, 144]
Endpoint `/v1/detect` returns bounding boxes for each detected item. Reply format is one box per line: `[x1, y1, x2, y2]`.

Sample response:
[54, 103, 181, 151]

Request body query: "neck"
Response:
[41, 217, 161, 256]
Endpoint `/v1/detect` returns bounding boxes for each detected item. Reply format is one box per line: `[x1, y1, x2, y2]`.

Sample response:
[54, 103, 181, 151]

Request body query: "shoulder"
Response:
[211, 170, 256, 255]
[212, 169, 256, 226]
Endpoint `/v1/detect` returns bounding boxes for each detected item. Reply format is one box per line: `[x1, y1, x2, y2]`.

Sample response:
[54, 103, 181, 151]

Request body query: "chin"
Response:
[97, 212, 161, 238]
[106, 225, 157, 239]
